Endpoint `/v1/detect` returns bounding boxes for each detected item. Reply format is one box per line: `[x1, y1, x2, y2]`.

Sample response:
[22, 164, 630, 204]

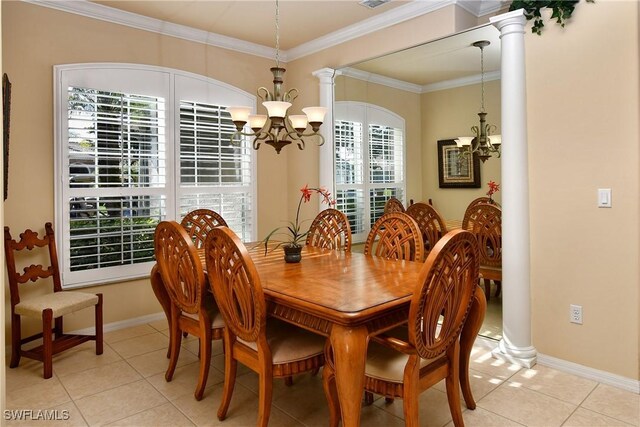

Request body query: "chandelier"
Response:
[455, 40, 501, 163]
[227, 0, 326, 154]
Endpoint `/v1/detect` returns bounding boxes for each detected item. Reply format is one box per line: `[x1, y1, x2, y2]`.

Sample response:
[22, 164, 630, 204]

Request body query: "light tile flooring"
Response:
[5, 321, 639, 427]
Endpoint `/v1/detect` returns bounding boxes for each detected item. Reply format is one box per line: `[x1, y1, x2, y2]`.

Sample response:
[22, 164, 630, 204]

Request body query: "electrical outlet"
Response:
[570, 304, 583, 324]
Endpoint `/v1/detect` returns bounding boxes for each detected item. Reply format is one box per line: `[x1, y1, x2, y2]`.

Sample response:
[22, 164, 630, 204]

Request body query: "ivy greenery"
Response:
[509, 0, 594, 35]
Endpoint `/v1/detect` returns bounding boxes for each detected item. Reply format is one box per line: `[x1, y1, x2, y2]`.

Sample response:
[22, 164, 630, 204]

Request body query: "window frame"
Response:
[334, 101, 406, 243]
[54, 63, 257, 288]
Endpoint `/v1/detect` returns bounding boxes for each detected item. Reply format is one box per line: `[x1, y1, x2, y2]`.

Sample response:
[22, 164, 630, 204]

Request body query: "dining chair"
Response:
[180, 208, 228, 249]
[204, 226, 325, 427]
[305, 208, 352, 251]
[4, 222, 103, 379]
[462, 202, 502, 300]
[405, 202, 448, 261]
[324, 229, 480, 427]
[364, 212, 424, 262]
[154, 221, 225, 401]
[383, 196, 405, 214]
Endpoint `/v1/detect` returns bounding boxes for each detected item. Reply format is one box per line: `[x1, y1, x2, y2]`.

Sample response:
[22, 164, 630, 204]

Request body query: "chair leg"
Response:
[284, 376, 293, 386]
[402, 391, 419, 427]
[446, 344, 464, 427]
[217, 336, 237, 421]
[165, 310, 182, 382]
[459, 286, 486, 410]
[194, 329, 212, 401]
[364, 391, 374, 405]
[494, 281, 502, 297]
[54, 317, 63, 339]
[257, 365, 274, 427]
[10, 314, 21, 368]
[42, 309, 54, 379]
[483, 278, 491, 302]
[95, 294, 103, 355]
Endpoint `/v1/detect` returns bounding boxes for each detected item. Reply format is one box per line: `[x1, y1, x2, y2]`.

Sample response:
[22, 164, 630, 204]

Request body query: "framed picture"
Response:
[3, 73, 11, 200]
[437, 139, 480, 188]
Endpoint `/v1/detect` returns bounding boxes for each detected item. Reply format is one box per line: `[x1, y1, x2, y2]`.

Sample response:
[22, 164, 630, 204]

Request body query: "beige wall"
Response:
[1, 1, 290, 335]
[525, 1, 639, 379]
[334, 76, 423, 204]
[422, 80, 502, 220]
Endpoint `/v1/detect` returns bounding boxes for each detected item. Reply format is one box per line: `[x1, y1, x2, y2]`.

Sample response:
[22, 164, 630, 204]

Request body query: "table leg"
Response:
[329, 324, 369, 427]
[459, 285, 487, 409]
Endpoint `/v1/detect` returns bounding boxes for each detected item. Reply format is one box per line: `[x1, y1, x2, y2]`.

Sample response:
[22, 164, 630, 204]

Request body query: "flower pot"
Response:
[283, 245, 302, 263]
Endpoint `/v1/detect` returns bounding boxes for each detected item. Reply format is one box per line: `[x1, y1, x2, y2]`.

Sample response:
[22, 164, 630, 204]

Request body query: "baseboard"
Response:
[537, 353, 640, 394]
[69, 312, 166, 335]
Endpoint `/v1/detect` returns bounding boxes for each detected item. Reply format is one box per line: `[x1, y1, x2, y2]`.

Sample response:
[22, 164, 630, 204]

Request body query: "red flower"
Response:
[486, 181, 500, 197]
[300, 184, 312, 203]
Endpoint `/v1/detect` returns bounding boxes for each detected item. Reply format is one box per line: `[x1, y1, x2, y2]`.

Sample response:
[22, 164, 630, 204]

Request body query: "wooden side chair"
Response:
[204, 226, 325, 427]
[383, 197, 405, 214]
[405, 202, 448, 260]
[364, 212, 424, 262]
[4, 222, 103, 379]
[324, 229, 480, 427]
[305, 208, 352, 251]
[180, 208, 227, 249]
[154, 221, 225, 401]
[462, 203, 502, 300]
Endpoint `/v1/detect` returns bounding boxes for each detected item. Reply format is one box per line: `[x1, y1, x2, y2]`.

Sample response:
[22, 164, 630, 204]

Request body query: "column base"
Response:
[492, 339, 537, 368]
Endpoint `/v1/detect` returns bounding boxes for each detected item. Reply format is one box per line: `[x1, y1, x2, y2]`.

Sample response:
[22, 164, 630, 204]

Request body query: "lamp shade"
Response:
[263, 101, 291, 118]
[227, 106, 251, 123]
[248, 114, 267, 130]
[489, 134, 502, 147]
[456, 137, 474, 147]
[289, 115, 308, 130]
[302, 107, 327, 123]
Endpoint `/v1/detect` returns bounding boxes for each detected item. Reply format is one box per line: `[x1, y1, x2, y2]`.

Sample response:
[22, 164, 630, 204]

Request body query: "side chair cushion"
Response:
[365, 341, 445, 383]
[182, 293, 226, 329]
[14, 291, 99, 318]
[239, 319, 325, 364]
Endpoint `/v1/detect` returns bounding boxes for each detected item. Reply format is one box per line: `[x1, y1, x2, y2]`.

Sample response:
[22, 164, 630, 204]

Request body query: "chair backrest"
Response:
[364, 213, 424, 262]
[383, 197, 405, 214]
[154, 221, 206, 315]
[461, 203, 502, 268]
[305, 208, 352, 251]
[180, 209, 228, 249]
[204, 226, 265, 343]
[409, 229, 479, 360]
[405, 202, 448, 258]
[4, 223, 62, 308]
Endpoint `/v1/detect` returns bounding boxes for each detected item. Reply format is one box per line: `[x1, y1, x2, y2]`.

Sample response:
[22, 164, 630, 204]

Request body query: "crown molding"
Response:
[23, 0, 500, 62]
[22, 0, 279, 60]
[422, 70, 501, 92]
[286, 0, 455, 61]
[337, 68, 424, 93]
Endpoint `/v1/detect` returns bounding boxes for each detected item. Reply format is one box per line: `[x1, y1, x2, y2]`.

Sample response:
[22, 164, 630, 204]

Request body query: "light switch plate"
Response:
[598, 188, 612, 208]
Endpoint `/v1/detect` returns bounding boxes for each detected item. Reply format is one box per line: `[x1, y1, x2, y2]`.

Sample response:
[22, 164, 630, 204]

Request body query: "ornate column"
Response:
[313, 68, 336, 204]
[490, 9, 537, 367]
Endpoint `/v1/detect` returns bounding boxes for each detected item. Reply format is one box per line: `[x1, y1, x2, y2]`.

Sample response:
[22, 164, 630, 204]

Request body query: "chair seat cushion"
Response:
[15, 291, 99, 318]
[365, 340, 444, 383]
[182, 293, 225, 329]
[240, 319, 325, 364]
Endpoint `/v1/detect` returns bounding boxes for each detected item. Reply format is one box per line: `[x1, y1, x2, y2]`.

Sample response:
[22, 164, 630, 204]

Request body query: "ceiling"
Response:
[67, 1, 505, 86]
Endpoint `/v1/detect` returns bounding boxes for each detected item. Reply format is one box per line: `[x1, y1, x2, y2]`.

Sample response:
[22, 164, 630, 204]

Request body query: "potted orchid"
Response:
[487, 180, 500, 203]
[262, 184, 335, 263]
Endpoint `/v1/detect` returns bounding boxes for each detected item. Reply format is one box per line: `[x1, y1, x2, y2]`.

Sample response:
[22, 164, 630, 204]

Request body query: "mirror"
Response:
[334, 24, 502, 340]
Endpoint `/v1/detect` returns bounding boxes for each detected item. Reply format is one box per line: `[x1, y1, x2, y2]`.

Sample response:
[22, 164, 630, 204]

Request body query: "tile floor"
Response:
[5, 321, 639, 427]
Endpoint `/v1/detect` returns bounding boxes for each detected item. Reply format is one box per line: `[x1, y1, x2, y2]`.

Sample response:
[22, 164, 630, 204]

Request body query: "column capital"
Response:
[312, 68, 336, 82]
[490, 8, 527, 35]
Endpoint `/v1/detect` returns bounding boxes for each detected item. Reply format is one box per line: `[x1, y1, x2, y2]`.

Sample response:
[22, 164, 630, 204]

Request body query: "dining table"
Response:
[151, 243, 486, 427]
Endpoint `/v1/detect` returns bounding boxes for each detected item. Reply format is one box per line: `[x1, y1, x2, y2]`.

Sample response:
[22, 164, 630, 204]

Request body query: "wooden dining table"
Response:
[151, 243, 486, 427]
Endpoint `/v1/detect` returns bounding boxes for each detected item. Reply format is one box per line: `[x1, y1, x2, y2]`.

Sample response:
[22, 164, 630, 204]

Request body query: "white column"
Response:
[313, 68, 336, 206]
[490, 9, 537, 367]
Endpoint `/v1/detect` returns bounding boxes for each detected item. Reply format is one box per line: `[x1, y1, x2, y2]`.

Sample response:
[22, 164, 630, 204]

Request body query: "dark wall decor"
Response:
[437, 139, 481, 188]
[3, 73, 11, 200]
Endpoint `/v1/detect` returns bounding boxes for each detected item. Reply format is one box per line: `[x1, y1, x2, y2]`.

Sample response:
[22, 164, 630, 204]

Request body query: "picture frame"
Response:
[437, 139, 481, 188]
[3, 73, 11, 200]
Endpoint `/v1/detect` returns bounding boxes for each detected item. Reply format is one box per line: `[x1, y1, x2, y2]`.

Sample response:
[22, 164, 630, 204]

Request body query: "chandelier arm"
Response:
[284, 88, 299, 103]
[257, 87, 273, 102]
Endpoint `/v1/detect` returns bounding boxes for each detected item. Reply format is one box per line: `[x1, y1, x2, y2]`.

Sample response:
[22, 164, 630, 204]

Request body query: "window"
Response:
[56, 65, 256, 288]
[334, 102, 405, 242]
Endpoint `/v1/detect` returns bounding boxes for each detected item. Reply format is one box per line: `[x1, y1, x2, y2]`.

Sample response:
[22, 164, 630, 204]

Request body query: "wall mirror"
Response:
[333, 23, 502, 341]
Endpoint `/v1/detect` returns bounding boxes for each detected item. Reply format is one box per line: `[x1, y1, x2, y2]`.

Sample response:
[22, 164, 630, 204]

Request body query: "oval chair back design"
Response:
[364, 212, 424, 262]
[154, 221, 205, 315]
[383, 197, 405, 214]
[181, 209, 228, 249]
[461, 203, 502, 269]
[305, 208, 352, 251]
[405, 202, 448, 260]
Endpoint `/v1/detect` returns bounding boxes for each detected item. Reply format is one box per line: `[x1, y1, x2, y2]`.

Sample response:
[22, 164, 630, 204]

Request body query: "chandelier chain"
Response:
[275, 0, 280, 68]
